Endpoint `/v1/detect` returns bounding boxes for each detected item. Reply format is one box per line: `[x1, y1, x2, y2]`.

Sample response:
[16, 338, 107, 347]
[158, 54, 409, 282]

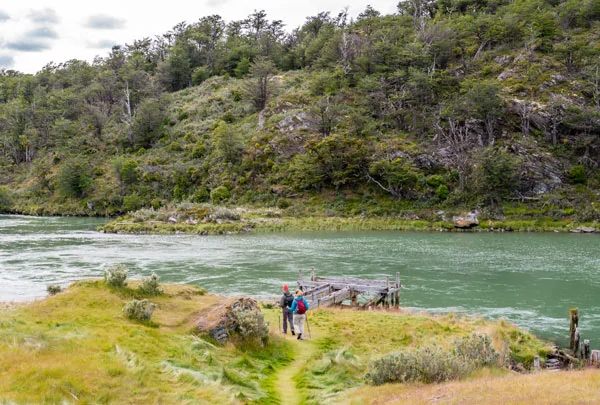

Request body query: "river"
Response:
[1, 214, 599, 346]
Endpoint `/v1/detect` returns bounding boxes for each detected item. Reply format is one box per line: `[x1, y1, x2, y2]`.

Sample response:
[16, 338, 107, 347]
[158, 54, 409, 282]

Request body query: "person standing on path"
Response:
[289, 289, 309, 340]
[279, 284, 295, 335]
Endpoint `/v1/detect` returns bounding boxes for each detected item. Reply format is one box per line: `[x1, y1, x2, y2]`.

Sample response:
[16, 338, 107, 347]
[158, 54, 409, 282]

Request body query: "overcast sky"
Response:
[0, 1, 398, 74]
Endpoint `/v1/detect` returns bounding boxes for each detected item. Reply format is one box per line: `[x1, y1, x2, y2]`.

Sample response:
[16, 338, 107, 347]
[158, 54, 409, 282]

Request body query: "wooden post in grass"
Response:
[569, 308, 579, 351]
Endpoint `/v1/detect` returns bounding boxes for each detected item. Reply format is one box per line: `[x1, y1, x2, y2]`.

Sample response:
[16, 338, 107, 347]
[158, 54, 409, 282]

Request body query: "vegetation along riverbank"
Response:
[2, 1, 600, 230]
[1, 270, 599, 404]
[97, 202, 600, 235]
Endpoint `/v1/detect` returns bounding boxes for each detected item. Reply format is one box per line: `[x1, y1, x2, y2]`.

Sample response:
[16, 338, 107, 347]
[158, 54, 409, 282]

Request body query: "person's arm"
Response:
[279, 295, 285, 307]
[304, 298, 309, 311]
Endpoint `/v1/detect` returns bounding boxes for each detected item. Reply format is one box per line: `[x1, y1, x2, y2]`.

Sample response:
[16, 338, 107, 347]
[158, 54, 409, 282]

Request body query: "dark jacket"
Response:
[279, 290, 294, 308]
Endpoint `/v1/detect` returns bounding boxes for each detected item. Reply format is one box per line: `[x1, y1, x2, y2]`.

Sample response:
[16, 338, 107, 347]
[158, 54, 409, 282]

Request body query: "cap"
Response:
[283, 284, 289, 291]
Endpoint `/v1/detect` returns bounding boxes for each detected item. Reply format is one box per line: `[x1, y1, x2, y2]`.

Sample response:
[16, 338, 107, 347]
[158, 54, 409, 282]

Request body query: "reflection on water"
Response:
[2, 214, 599, 346]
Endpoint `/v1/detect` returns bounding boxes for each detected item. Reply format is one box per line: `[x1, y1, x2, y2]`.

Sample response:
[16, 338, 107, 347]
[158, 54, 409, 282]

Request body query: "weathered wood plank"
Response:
[308, 287, 352, 308]
[299, 281, 399, 294]
[303, 283, 332, 301]
[313, 276, 389, 286]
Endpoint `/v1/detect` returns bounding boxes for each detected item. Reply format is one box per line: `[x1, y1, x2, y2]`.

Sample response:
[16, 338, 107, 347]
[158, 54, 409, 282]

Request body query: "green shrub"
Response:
[208, 206, 240, 221]
[138, 273, 163, 296]
[435, 184, 450, 200]
[229, 307, 269, 349]
[123, 299, 156, 321]
[104, 264, 128, 288]
[46, 284, 62, 296]
[568, 165, 587, 184]
[123, 193, 144, 212]
[454, 333, 499, 367]
[426, 175, 446, 189]
[0, 187, 12, 212]
[210, 186, 230, 204]
[365, 346, 473, 385]
[56, 158, 93, 198]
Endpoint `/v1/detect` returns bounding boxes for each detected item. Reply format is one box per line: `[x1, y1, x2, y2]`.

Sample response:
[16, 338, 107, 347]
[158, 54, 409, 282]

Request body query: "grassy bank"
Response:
[98, 203, 600, 235]
[2, 279, 591, 404]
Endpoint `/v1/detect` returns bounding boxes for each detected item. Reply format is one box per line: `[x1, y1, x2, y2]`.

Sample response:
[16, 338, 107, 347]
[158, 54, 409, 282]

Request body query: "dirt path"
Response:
[276, 331, 319, 405]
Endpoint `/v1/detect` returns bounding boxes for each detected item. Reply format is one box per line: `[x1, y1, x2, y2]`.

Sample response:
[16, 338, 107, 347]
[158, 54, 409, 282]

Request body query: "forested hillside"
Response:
[1, 0, 599, 223]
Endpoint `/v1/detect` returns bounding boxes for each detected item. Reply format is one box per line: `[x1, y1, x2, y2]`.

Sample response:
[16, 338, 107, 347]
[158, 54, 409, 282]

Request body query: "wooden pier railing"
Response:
[297, 267, 401, 310]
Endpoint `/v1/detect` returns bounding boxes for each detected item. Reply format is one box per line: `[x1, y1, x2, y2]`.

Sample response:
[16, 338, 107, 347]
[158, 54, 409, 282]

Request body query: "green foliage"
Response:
[122, 298, 156, 321]
[210, 186, 230, 204]
[138, 273, 163, 296]
[123, 193, 144, 212]
[104, 264, 128, 288]
[568, 165, 587, 184]
[0, 187, 12, 212]
[366, 332, 500, 386]
[228, 308, 269, 350]
[55, 158, 93, 199]
[46, 284, 62, 296]
[365, 346, 474, 385]
[454, 333, 499, 367]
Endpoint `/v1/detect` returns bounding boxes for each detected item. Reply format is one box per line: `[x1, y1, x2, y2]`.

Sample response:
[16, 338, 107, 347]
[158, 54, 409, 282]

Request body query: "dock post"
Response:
[311, 266, 315, 281]
[395, 272, 400, 308]
[386, 276, 390, 308]
[298, 269, 303, 290]
[569, 308, 579, 351]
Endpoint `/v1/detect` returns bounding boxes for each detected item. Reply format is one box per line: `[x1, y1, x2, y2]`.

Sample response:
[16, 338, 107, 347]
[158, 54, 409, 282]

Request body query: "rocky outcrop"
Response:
[453, 212, 479, 229]
[195, 296, 262, 343]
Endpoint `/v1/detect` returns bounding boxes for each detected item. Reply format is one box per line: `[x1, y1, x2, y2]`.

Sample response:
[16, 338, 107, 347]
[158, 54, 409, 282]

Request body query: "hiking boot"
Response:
[291, 330, 295, 336]
[297, 333, 302, 340]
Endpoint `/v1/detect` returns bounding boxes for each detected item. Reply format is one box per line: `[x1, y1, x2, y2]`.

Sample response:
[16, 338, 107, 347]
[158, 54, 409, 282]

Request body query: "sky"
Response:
[0, 1, 398, 75]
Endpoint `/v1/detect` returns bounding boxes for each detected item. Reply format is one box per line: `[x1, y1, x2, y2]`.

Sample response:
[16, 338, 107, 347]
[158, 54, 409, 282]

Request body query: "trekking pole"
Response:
[278, 312, 282, 334]
[305, 313, 312, 339]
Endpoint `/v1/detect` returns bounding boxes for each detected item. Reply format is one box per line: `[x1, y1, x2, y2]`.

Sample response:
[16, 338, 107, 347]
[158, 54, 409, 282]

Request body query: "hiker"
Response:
[279, 284, 295, 335]
[289, 289, 309, 340]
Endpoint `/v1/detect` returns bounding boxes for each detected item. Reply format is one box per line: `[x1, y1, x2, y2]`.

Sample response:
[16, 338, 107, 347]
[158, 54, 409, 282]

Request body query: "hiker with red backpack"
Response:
[279, 284, 295, 335]
[289, 289, 309, 340]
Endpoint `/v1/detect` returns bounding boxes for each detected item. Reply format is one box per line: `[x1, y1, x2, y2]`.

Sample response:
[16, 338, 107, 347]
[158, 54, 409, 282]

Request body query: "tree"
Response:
[470, 148, 521, 206]
[244, 56, 277, 111]
[56, 158, 93, 199]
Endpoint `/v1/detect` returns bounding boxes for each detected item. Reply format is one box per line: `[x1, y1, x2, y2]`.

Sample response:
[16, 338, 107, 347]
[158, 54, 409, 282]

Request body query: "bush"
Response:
[229, 307, 269, 349]
[210, 186, 230, 204]
[123, 299, 156, 321]
[0, 187, 13, 212]
[568, 165, 587, 184]
[454, 333, 499, 367]
[138, 273, 163, 296]
[47, 284, 62, 296]
[104, 264, 128, 288]
[365, 346, 473, 385]
[208, 206, 241, 221]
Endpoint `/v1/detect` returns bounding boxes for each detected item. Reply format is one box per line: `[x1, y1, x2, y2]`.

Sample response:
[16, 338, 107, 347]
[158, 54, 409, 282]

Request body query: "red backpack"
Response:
[296, 299, 306, 314]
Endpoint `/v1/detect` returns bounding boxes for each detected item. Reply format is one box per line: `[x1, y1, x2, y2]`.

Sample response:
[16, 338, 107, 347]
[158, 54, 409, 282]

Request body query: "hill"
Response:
[1, 1, 599, 228]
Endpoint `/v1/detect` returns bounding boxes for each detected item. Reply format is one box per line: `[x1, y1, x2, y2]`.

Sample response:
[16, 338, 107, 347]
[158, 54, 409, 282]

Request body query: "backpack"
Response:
[285, 294, 294, 308]
[296, 298, 306, 314]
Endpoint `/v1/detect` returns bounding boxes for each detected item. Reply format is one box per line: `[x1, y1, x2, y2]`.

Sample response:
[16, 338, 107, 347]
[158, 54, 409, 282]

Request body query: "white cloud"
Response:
[0, 0, 398, 74]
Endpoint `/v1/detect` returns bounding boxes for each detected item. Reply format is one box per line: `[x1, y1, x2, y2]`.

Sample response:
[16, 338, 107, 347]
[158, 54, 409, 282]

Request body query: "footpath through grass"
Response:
[2, 281, 599, 404]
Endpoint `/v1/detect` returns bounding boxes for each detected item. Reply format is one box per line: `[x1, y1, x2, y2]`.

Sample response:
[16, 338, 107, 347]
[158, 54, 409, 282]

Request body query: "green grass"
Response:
[0, 280, 291, 404]
[0, 281, 569, 404]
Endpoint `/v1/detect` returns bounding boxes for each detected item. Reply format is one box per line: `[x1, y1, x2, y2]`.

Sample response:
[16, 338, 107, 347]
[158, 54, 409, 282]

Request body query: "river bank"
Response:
[97, 203, 600, 235]
[0, 279, 574, 404]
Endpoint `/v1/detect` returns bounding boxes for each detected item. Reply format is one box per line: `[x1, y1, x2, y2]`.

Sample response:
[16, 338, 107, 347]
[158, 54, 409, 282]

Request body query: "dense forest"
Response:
[1, 0, 600, 223]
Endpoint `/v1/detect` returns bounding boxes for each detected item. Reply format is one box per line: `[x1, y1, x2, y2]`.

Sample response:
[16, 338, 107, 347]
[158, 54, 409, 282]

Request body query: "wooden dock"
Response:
[297, 267, 401, 310]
